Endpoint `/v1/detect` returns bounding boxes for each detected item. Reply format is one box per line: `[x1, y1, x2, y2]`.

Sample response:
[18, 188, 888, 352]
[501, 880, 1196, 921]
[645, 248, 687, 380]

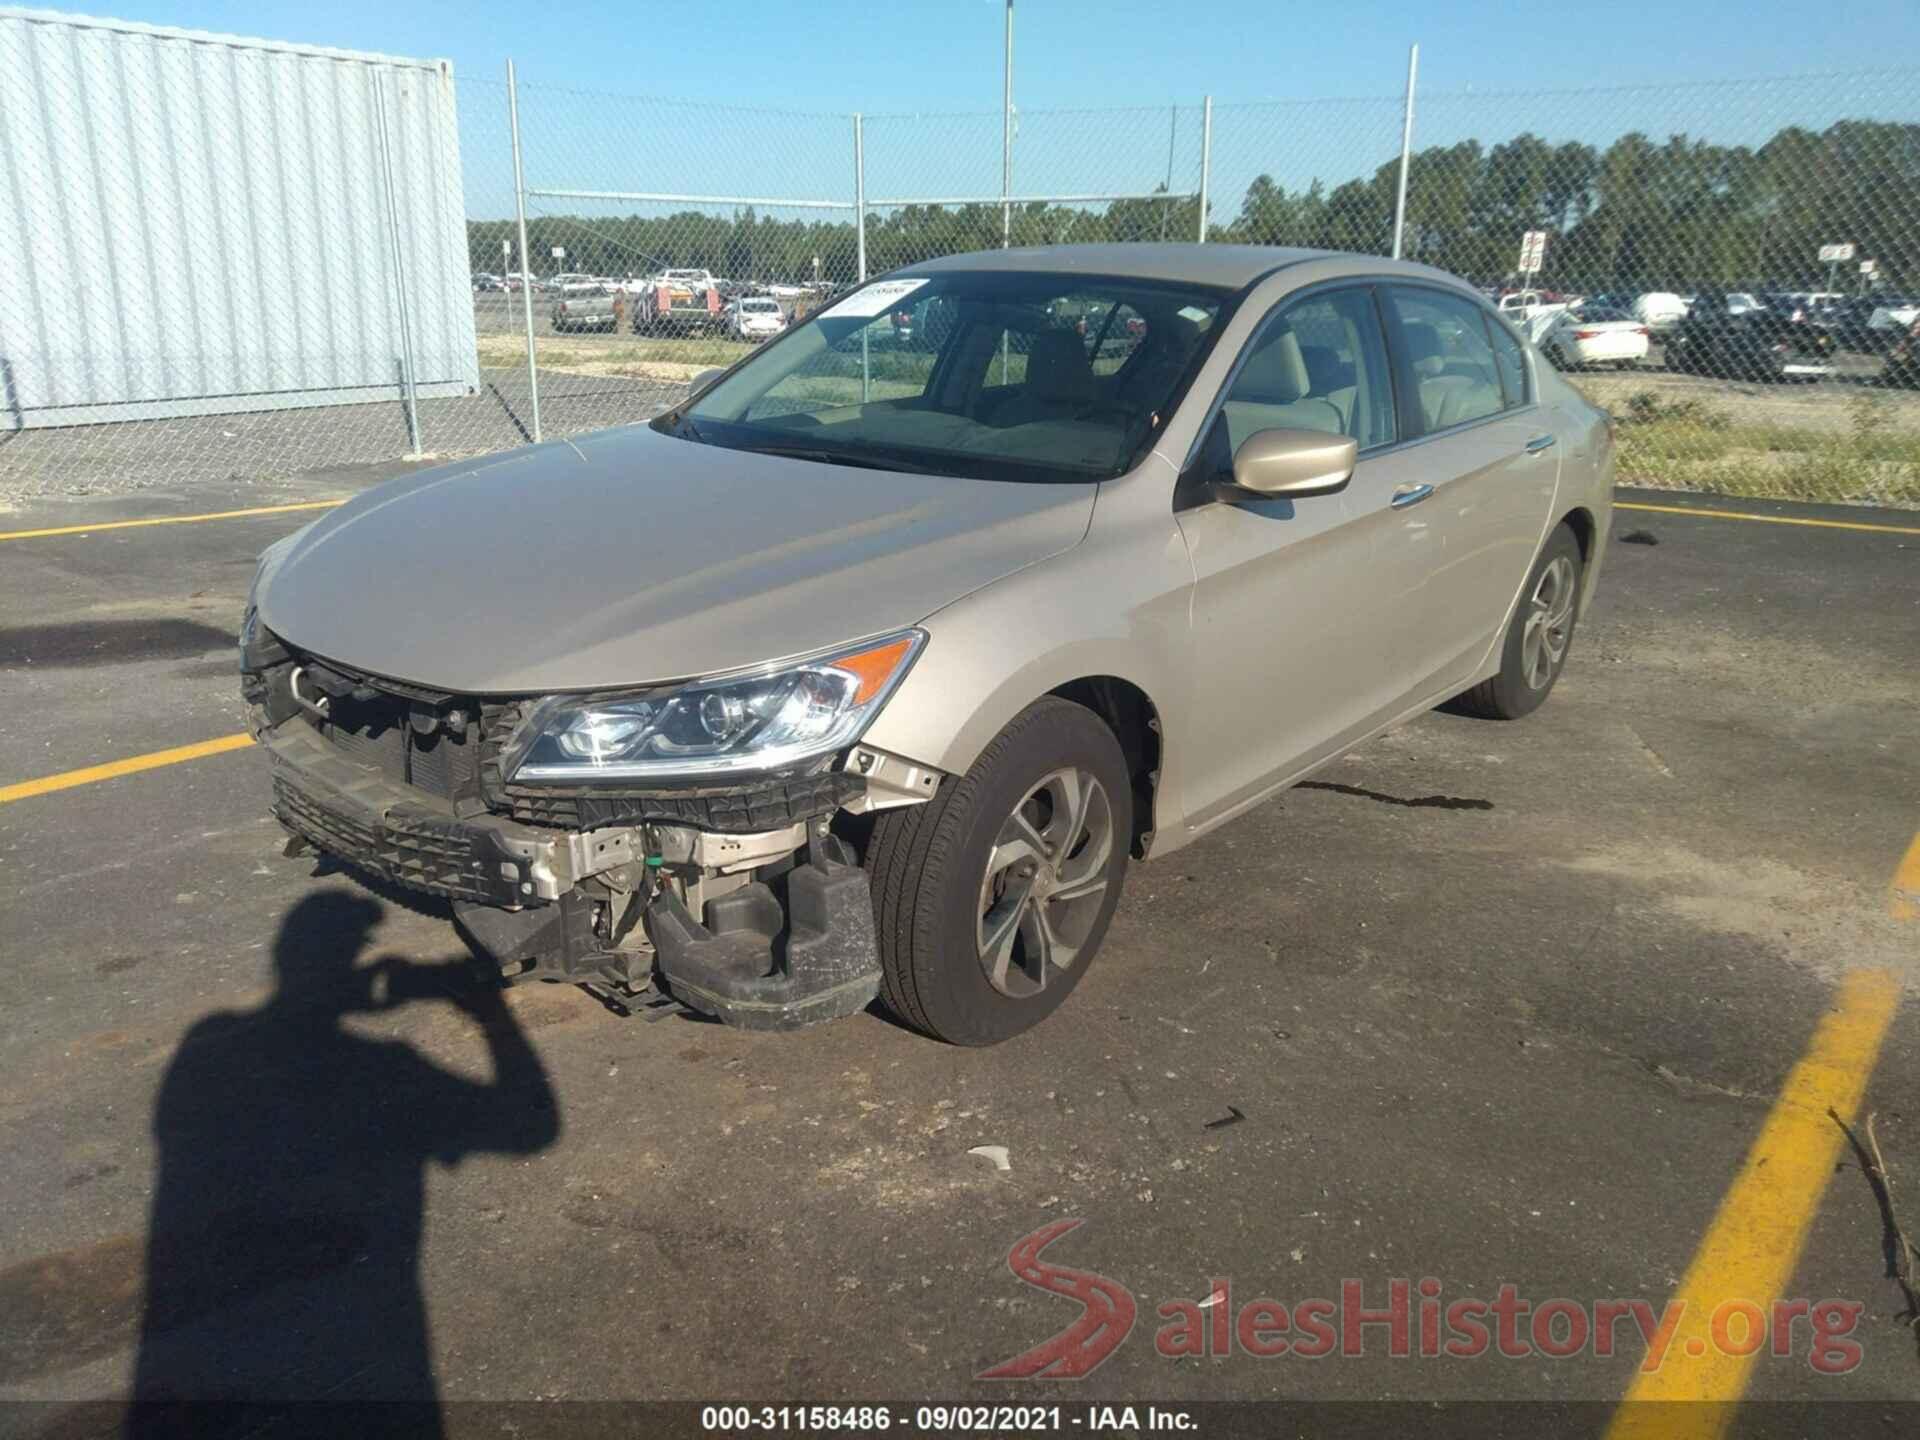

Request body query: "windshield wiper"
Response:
[736, 444, 914, 473]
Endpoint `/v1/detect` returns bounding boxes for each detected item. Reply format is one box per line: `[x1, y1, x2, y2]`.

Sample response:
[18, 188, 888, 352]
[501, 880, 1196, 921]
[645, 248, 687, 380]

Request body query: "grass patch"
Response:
[1608, 388, 1920, 506]
[475, 332, 756, 375]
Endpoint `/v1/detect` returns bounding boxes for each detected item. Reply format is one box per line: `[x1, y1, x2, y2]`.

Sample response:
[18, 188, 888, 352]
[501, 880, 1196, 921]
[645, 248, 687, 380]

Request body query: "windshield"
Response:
[661, 270, 1232, 483]
[741, 299, 780, 314]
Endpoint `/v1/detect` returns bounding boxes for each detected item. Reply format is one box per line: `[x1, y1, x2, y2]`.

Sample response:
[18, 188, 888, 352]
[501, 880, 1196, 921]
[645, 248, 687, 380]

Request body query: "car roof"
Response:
[902, 243, 1469, 291]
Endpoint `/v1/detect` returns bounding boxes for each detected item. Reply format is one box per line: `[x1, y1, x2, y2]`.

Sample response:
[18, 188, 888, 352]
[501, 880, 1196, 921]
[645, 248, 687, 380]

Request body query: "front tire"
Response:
[1451, 524, 1583, 720]
[867, 698, 1132, 1045]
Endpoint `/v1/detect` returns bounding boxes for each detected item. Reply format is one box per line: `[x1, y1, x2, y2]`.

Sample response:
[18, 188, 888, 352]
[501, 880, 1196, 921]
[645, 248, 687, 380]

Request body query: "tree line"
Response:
[469, 118, 1920, 292]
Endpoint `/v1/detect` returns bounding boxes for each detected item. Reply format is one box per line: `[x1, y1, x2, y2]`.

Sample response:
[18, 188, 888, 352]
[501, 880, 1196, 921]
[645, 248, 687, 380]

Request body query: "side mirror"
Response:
[1227, 428, 1357, 499]
[690, 367, 726, 393]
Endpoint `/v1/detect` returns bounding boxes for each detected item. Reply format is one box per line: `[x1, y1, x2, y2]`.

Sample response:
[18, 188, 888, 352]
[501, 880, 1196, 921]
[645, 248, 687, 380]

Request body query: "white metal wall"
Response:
[0, 8, 478, 429]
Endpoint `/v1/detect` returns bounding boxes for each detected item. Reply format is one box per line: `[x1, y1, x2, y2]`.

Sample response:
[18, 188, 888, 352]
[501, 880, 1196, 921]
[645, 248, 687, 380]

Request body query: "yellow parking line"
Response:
[1892, 831, 1920, 921]
[0, 733, 255, 804]
[0, 499, 342, 543]
[1603, 968, 1900, 1439]
[1616, 501, 1920, 537]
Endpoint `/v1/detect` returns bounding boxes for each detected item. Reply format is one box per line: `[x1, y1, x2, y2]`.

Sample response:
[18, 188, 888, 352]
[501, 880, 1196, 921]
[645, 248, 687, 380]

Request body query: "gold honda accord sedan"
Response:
[243, 245, 1613, 1044]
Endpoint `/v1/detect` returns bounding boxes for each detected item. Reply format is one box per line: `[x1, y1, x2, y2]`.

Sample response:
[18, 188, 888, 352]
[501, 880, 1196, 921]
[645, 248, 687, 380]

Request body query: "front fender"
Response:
[857, 467, 1197, 842]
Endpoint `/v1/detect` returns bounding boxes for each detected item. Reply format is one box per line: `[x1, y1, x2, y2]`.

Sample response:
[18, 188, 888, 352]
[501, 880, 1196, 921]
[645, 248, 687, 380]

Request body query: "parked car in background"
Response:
[241, 244, 1613, 1044]
[1832, 295, 1887, 351]
[726, 296, 788, 342]
[1539, 306, 1650, 370]
[1665, 289, 1835, 381]
[1496, 290, 1577, 343]
[1632, 292, 1692, 333]
[504, 271, 544, 294]
[1867, 297, 1920, 349]
[472, 272, 507, 292]
[635, 271, 725, 334]
[1882, 318, 1920, 388]
[551, 284, 619, 333]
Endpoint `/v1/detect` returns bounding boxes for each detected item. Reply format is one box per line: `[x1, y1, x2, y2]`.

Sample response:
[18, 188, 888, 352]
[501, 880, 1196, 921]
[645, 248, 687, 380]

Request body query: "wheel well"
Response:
[1049, 677, 1161, 859]
[1559, 506, 1596, 566]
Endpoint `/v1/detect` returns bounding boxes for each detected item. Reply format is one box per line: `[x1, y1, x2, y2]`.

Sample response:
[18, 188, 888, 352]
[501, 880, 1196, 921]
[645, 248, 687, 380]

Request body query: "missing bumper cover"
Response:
[650, 852, 881, 1032]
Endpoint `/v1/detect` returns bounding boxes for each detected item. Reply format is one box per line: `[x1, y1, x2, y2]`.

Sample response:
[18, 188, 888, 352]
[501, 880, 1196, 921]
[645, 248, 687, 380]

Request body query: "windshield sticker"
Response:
[1176, 306, 1211, 324]
[822, 277, 930, 319]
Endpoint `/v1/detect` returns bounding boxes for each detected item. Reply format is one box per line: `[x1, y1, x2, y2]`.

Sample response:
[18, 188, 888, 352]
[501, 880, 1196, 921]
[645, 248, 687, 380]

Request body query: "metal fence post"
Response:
[1001, 0, 1014, 248]
[371, 71, 423, 458]
[854, 113, 867, 282]
[506, 59, 542, 445]
[1392, 43, 1419, 260]
[1197, 96, 1213, 244]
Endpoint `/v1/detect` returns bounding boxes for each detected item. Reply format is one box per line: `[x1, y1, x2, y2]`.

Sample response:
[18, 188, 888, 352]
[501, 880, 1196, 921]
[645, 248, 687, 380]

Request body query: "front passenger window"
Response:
[1219, 289, 1395, 455]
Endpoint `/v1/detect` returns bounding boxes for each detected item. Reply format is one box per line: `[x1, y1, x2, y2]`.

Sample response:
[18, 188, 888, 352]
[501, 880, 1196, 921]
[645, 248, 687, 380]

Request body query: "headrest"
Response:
[1300, 344, 1354, 394]
[1237, 328, 1311, 403]
[1402, 321, 1445, 376]
[1023, 330, 1096, 402]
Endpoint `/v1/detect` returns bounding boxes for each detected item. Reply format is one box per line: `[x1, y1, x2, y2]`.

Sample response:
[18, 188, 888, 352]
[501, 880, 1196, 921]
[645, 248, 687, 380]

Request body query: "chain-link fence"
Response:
[2, 7, 1916, 507]
[1211, 70, 1920, 508]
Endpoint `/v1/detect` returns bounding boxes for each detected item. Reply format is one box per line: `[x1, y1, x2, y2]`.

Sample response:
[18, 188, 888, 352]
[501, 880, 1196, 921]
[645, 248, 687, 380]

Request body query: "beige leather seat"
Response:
[1221, 328, 1345, 450]
[1403, 321, 1501, 431]
[994, 330, 1096, 427]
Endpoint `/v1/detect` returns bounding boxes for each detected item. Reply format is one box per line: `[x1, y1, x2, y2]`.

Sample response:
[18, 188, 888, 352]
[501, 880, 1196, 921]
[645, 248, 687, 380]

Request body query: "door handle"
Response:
[1390, 483, 1434, 510]
[1524, 433, 1558, 453]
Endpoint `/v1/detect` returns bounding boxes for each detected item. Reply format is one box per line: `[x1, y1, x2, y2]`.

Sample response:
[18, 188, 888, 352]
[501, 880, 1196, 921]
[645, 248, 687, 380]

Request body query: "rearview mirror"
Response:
[690, 367, 726, 394]
[1228, 428, 1358, 499]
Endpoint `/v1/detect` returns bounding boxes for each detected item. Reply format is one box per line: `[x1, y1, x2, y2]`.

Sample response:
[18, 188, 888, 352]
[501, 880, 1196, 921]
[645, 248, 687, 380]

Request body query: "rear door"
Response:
[1377, 284, 1559, 694]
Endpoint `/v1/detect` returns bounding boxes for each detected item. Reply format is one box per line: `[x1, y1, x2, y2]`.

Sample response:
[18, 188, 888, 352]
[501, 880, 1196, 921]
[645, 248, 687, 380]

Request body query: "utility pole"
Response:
[1001, 0, 1014, 248]
[1391, 43, 1419, 261]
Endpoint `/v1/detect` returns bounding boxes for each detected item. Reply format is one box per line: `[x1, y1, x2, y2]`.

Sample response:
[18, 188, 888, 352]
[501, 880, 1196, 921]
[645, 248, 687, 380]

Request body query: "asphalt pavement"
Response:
[1, 478, 1917, 1435]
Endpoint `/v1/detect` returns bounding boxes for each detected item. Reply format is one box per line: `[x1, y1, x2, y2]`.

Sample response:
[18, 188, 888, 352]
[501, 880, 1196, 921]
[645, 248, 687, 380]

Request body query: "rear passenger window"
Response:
[1387, 288, 1507, 433]
[1220, 288, 1395, 455]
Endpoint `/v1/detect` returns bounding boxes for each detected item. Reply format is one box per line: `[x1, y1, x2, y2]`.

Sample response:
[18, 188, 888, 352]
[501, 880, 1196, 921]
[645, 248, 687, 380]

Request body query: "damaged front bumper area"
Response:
[255, 707, 907, 1032]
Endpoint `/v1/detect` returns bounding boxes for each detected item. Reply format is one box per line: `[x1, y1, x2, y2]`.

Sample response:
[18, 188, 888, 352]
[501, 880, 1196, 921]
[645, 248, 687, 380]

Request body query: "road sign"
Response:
[501, 239, 510, 257]
[551, 245, 565, 260]
[1861, 259, 1878, 276]
[1518, 230, 1548, 274]
[1818, 243, 1855, 263]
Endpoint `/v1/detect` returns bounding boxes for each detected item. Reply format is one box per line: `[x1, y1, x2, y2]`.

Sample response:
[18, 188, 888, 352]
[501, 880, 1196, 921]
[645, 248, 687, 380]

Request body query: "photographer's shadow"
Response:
[129, 891, 560, 1435]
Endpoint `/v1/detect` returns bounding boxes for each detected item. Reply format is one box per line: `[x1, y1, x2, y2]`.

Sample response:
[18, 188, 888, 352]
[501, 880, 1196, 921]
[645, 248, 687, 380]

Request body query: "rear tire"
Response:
[1451, 524, 1583, 721]
[866, 698, 1132, 1046]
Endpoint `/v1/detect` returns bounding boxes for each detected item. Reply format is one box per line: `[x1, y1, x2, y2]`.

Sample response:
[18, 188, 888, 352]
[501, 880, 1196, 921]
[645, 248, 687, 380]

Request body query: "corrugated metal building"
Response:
[0, 7, 478, 429]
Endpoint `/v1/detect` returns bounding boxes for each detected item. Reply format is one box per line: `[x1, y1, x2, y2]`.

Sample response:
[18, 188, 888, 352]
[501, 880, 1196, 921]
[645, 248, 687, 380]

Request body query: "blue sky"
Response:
[63, 1, 1920, 227]
[74, 0, 1920, 112]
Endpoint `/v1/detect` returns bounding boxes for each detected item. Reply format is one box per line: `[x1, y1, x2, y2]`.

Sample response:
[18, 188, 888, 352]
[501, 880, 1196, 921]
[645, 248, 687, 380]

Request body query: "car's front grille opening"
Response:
[303, 687, 481, 802]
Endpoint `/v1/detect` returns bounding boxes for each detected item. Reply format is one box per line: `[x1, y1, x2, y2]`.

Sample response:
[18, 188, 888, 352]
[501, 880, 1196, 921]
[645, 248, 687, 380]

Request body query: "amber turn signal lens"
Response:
[836, 636, 917, 705]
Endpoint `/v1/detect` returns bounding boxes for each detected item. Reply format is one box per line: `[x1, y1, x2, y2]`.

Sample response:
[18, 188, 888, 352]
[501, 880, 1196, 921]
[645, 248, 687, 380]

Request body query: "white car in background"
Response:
[727, 296, 788, 342]
[1539, 305, 1651, 370]
[1868, 297, 1920, 341]
[1632, 292, 1690, 332]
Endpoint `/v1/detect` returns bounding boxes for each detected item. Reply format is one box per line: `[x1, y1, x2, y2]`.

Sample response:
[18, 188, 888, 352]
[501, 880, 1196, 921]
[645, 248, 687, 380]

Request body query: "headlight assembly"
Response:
[506, 630, 925, 783]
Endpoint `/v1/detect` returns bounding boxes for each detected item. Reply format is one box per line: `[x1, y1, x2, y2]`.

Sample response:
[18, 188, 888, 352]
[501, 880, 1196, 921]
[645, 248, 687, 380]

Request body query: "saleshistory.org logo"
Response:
[977, 1221, 1866, 1380]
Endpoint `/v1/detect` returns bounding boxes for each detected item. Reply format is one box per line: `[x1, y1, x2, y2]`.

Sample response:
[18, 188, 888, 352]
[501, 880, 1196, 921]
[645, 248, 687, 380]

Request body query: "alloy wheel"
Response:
[1522, 555, 1576, 690]
[976, 767, 1115, 999]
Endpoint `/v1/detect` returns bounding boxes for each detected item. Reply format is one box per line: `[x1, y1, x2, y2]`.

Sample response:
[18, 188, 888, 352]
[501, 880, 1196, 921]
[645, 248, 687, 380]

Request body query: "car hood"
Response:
[258, 423, 1095, 694]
